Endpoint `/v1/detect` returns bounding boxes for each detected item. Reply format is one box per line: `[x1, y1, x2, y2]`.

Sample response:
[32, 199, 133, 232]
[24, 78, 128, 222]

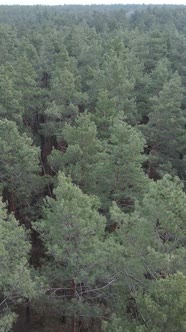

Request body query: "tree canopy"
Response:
[0, 4, 186, 331]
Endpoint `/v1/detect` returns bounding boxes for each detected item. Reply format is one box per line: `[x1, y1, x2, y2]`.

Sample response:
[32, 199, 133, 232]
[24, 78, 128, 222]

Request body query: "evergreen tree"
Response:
[0, 65, 22, 124]
[0, 5, 185, 331]
[97, 112, 148, 210]
[34, 173, 120, 326]
[136, 272, 186, 332]
[91, 89, 116, 139]
[0, 119, 40, 217]
[142, 73, 186, 178]
[0, 199, 35, 331]
[48, 112, 103, 196]
[107, 174, 186, 330]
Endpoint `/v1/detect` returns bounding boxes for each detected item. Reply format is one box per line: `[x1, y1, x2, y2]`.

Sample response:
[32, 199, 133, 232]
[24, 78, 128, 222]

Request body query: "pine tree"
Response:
[0, 119, 40, 217]
[142, 73, 186, 178]
[107, 174, 186, 330]
[0, 65, 22, 124]
[136, 272, 186, 332]
[0, 199, 35, 331]
[49, 112, 103, 196]
[97, 112, 148, 211]
[34, 173, 120, 326]
[92, 89, 116, 139]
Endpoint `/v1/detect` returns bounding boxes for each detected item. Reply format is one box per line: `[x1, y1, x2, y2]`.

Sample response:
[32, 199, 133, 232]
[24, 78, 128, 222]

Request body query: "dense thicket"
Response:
[0, 4, 186, 332]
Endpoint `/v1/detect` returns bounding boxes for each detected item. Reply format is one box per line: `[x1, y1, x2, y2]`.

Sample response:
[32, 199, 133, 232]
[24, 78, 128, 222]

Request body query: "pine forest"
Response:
[0, 4, 186, 332]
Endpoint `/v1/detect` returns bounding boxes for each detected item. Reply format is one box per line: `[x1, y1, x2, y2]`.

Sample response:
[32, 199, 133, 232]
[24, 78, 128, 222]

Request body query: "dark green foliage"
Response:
[142, 73, 186, 178]
[0, 4, 186, 331]
[0, 200, 36, 331]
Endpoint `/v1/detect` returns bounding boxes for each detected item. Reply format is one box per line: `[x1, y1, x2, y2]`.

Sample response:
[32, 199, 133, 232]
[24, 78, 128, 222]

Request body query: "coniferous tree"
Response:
[142, 73, 186, 178]
[107, 175, 186, 330]
[0, 119, 40, 217]
[34, 173, 120, 327]
[0, 199, 35, 331]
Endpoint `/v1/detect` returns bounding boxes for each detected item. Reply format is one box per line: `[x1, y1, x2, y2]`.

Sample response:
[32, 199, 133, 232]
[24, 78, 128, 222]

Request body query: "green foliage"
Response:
[137, 273, 186, 332]
[49, 112, 103, 196]
[92, 89, 116, 138]
[111, 174, 186, 277]
[145, 30, 168, 72]
[107, 175, 186, 330]
[143, 72, 186, 177]
[98, 112, 148, 210]
[0, 65, 22, 124]
[13, 55, 38, 115]
[0, 199, 35, 331]
[0, 4, 186, 331]
[49, 112, 148, 211]
[34, 173, 120, 319]
[0, 119, 40, 213]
